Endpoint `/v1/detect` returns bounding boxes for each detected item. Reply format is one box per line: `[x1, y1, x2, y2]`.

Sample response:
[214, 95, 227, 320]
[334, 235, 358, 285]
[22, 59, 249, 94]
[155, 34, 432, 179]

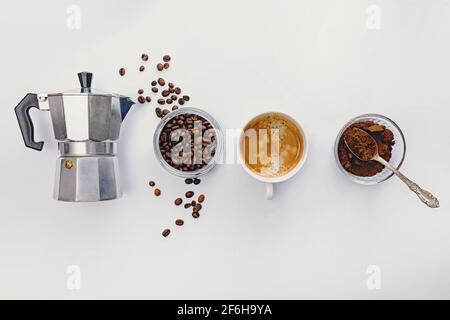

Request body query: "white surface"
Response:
[0, 0, 449, 299]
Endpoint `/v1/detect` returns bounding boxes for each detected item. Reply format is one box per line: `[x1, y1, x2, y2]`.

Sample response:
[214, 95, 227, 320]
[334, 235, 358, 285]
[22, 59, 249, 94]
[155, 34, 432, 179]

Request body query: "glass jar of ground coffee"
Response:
[334, 114, 406, 185]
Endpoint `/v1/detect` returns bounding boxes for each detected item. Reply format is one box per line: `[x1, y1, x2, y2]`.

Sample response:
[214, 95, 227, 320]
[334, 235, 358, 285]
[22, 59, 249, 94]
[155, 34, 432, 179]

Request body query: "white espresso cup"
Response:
[239, 112, 308, 200]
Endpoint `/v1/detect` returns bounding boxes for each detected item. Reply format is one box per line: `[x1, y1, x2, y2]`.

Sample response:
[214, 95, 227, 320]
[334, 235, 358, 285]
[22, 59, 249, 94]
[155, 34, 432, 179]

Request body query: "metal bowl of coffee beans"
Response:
[153, 107, 224, 178]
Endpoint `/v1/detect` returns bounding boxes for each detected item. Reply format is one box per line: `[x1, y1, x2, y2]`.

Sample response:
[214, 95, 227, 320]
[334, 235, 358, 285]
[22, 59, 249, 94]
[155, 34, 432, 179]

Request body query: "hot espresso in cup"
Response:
[242, 112, 305, 178]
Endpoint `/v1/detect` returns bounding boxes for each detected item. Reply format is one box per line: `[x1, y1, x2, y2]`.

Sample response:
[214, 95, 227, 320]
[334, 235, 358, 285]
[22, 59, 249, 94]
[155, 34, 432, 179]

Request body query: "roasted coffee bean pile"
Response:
[118, 53, 190, 119]
[159, 113, 217, 172]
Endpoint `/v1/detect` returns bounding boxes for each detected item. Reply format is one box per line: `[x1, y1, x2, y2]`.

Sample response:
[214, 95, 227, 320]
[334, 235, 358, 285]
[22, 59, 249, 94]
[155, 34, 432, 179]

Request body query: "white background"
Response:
[0, 0, 449, 299]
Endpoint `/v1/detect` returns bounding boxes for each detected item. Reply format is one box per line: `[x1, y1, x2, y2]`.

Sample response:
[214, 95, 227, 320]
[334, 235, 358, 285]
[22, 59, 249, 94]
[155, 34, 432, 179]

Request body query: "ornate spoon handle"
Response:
[375, 156, 440, 208]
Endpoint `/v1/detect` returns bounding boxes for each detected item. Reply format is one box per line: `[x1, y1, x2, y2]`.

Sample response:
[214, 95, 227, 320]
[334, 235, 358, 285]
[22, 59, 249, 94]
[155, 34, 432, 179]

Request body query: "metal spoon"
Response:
[344, 127, 439, 208]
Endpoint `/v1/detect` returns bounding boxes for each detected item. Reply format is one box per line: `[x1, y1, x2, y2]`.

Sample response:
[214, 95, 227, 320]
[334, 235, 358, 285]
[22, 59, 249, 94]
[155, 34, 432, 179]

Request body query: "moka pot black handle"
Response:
[14, 93, 44, 151]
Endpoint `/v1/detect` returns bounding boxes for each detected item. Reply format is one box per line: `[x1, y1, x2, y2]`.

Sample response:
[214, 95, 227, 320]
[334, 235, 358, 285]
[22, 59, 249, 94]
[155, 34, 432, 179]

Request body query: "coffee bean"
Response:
[175, 219, 184, 226]
[151, 80, 157, 86]
[152, 87, 158, 93]
[198, 194, 205, 203]
[193, 178, 201, 185]
[175, 87, 181, 94]
[169, 88, 175, 93]
[162, 109, 170, 115]
[193, 203, 202, 212]
[158, 78, 165, 86]
[174, 198, 183, 206]
[166, 99, 173, 104]
[185, 191, 194, 198]
[172, 105, 178, 111]
[168, 82, 174, 88]
[154, 188, 161, 196]
[138, 96, 145, 104]
[139, 65, 145, 72]
[163, 55, 171, 62]
[171, 95, 177, 101]
[157, 98, 165, 105]
[183, 95, 190, 101]
[164, 63, 170, 69]
[191, 200, 196, 206]
[141, 53, 149, 61]
[119, 68, 125, 76]
[145, 96, 152, 103]
[162, 228, 170, 237]
[184, 203, 191, 209]
[162, 90, 170, 97]
[192, 212, 200, 219]
[185, 178, 193, 184]
[138, 89, 144, 94]
[157, 63, 164, 71]
[178, 98, 185, 105]
[148, 180, 155, 187]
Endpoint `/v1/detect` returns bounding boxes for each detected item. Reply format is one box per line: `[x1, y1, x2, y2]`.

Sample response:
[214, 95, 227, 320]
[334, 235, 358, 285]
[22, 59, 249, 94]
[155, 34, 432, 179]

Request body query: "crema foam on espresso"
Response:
[242, 113, 304, 177]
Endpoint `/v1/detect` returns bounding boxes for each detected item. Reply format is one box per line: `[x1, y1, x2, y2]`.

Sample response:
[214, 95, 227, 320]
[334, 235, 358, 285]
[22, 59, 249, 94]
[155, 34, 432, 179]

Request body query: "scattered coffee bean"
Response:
[158, 78, 166, 86]
[162, 109, 170, 116]
[152, 87, 158, 93]
[138, 89, 144, 94]
[185, 191, 194, 198]
[148, 180, 155, 187]
[172, 105, 178, 111]
[163, 55, 171, 62]
[171, 95, 177, 101]
[154, 188, 161, 196]
[145, 96, 152, 103]
[164, 63, 170, 69]
[192, 212, 200, 219]
[162, 228, 170, 237]
[175, 219, 184, 226]
[139, 65, 145, 72]
[166, 99, 173, 104]
[184, 203, 191, 209]
[157, 63, 164, 71]
[157, 98, 166, 105]
[168, 82, 174, 88]
[169, 88, 175, 93]
[193, 178, 201, 185]
[191, 200, 196, 206]
[141, 53, 149, 61]
[198, 194, 205, 203]
[185, 178, 193, 184]
[151, 80, 157, 86]
[162, 90, 170, 97]
[119, 68, 126, 76]
[174, 198, 183, 206]
[138, 96, 145, 104]
[178, 98, 185, 105]
[155, 107, 163, 118]
[175, 87, 181, 94]
[183, 95, 190, 101]
[193, 203, 202, 212]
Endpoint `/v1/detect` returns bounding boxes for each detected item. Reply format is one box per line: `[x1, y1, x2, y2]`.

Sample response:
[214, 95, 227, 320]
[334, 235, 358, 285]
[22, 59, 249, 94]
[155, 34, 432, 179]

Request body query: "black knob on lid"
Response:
[78, 72, 92, 92]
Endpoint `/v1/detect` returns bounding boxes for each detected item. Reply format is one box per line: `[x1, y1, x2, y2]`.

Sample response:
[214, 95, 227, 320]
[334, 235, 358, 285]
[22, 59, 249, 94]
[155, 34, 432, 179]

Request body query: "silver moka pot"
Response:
[14, 72, 135, 202]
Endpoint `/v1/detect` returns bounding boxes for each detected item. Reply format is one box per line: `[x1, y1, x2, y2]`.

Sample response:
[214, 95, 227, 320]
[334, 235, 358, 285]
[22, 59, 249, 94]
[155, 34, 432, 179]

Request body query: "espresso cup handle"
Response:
[265, 183, 274, 200]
